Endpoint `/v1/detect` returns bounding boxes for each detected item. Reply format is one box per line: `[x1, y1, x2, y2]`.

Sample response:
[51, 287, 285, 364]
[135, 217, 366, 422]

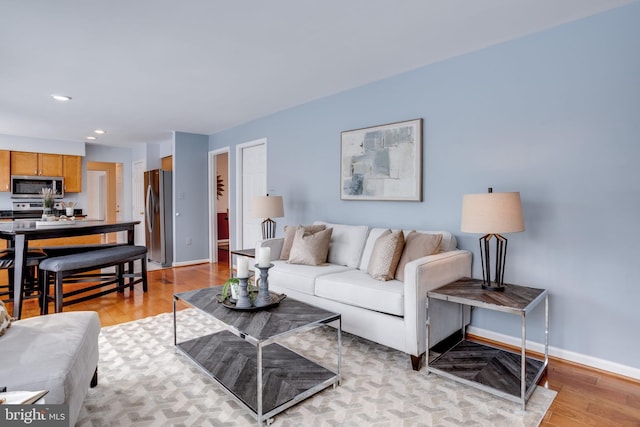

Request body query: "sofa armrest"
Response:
[402, 249, 472, 356]
[257, 238, 284, 261]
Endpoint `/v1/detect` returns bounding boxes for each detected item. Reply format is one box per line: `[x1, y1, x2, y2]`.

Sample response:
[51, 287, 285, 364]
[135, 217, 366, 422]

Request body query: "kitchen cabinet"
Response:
[63, 155, 82, 192]
[161, 155, 173, 171]
[11, 151, 63, 176]
[0, 150, 9, 192]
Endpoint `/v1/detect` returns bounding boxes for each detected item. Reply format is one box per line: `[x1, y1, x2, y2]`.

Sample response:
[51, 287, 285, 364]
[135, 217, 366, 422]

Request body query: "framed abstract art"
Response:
[340, 118, 422, 201]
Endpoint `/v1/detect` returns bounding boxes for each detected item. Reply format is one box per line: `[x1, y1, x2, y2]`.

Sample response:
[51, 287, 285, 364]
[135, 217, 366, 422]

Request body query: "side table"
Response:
[427, 277, 549, 410]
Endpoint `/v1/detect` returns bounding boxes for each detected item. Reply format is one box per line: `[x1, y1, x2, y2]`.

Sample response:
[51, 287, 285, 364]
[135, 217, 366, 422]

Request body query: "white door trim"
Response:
[131, 160, 146, 247]
[208, 147, 230, 262]
[235, 138, 267, 250]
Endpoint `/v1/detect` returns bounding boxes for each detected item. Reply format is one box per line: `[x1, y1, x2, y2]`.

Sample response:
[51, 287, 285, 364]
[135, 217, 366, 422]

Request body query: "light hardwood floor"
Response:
[15, 262, 640, 426]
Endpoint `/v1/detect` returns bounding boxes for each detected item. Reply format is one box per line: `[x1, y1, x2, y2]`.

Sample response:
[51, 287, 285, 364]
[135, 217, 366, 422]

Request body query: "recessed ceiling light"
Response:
[86, 136, 96, 140]
[94, 129, 105, 134]
[51, 94, 72, 101]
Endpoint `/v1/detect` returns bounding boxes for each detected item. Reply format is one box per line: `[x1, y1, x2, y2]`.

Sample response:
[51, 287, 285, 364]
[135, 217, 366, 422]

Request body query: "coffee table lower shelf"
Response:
[428, 340, 546, 404]
[176, 330, 338, 423]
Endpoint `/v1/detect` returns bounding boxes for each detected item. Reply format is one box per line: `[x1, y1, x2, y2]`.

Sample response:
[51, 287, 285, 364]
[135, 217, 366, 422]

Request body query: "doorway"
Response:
[86, 171, 106, 220]
[86, 161, 124, 243]
[209, 149, 230, 263]
[236, 139, 266, 250]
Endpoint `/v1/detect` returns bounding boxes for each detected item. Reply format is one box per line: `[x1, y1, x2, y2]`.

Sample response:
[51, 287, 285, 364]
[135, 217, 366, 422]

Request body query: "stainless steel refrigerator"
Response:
[144, 169, 173, 267]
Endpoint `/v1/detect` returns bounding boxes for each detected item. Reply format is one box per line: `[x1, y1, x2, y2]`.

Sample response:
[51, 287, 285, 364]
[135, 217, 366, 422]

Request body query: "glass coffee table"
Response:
[173, 286, 341, 426]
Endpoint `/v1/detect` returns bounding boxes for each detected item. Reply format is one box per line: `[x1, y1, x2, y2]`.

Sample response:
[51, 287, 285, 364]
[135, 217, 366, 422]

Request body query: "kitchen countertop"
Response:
[0, 210, 85, 220]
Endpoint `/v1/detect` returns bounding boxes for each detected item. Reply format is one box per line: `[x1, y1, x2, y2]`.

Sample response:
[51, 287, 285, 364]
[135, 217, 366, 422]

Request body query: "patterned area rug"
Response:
[77, 309, 556, 426]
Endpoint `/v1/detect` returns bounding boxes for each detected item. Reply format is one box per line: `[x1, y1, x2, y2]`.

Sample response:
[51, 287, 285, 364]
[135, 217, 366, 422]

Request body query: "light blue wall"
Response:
[173, 131, 209, 263]
[210, 4, 640, 371]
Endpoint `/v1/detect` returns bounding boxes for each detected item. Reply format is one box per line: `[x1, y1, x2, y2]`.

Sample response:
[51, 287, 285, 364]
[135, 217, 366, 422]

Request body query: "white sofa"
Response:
[259, 221, 472, 370]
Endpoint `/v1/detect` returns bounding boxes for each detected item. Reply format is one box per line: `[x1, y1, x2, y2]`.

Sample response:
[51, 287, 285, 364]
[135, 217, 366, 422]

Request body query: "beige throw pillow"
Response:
[367, 229, 405, 281]
[288, 227, 333, 266]
[280, 224, 327, 260]
[395, 231, 443, 282]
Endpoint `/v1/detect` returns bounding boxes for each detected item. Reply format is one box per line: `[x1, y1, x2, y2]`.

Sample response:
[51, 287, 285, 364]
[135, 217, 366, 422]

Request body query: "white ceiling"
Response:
[0, 0, 633, 148]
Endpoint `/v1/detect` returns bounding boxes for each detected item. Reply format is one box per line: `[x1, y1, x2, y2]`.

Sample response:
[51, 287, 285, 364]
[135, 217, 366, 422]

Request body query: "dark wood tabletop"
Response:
[3, 219, 140, 319]
[428, 277, 547, 315]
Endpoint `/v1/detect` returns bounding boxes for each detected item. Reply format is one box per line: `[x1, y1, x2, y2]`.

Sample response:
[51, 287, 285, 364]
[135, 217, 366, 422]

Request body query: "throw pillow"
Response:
[367, 229, 405, 281]
[395, 231, 443, 282]
[0, 300, 11, 337]
[280, 224, 327, 260]
[288, 227, 333, 266]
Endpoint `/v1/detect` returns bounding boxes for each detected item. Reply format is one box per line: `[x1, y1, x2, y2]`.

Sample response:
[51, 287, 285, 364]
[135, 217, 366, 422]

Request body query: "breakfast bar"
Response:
[0, 219, 139, 318]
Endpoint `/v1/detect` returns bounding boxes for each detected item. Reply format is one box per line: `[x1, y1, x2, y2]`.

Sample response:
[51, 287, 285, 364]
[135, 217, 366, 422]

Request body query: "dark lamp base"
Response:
[481, 281, 506, 292]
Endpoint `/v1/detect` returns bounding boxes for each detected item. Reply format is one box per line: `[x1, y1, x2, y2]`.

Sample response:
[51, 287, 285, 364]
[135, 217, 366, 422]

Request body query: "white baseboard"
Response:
[467, 326, 640, 381]
[171, 259, 210, 268]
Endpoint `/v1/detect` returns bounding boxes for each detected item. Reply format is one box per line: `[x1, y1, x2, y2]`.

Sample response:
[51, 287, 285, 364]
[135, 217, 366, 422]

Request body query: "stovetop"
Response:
[6, 201, 67, 219]
[12, 201, 64, 211]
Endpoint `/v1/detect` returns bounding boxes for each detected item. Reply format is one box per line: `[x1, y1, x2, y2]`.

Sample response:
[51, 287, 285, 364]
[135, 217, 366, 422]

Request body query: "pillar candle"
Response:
[237, 257, 249, 278]
[258, 247, 271, 267]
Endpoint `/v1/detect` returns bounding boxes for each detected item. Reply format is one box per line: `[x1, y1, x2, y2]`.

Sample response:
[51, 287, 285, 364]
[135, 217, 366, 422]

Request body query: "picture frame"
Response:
[340, 118, 423, 201]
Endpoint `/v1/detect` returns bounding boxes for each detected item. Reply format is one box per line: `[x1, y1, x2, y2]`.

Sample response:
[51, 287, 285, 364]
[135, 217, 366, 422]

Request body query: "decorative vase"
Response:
[42, 208, 53, 221]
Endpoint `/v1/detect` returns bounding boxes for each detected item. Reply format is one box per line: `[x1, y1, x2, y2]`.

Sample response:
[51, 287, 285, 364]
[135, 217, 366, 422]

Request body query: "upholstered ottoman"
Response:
[0, 311, 100, 426]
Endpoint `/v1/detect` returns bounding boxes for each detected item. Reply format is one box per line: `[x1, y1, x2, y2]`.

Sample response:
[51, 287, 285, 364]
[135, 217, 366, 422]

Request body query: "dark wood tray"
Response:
[216, 291, 286, 311]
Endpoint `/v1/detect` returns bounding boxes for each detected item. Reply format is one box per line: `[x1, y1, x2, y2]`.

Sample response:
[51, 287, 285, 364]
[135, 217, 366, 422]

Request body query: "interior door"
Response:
[239, 140, 266, 250]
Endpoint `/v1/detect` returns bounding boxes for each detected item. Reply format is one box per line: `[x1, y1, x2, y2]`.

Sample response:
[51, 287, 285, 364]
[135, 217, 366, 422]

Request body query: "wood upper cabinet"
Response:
[0, 150, 9, 192]
[39, 153, 63, 176]
[11, 151, 63, 176]
[63, 155, 82, 192]
[161, 155, 173, 171]
[10, 151, 38, 175]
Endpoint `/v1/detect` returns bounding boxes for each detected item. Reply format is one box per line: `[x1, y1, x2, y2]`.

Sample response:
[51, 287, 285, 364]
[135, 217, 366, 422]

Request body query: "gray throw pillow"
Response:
[367, 229, 405, 281]
[287, 227, 333, 266]
[395, 231, 442, 282]
[280, 224, 327, 260]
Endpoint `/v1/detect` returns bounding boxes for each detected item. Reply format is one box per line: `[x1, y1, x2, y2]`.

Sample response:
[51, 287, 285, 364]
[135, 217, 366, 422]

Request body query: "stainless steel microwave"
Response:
[11, 175, 64, 198]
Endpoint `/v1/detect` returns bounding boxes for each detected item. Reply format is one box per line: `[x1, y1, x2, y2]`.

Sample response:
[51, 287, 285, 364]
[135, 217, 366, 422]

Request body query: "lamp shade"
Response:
[461, 192, 524, 234]
[251, 195, 284, 219]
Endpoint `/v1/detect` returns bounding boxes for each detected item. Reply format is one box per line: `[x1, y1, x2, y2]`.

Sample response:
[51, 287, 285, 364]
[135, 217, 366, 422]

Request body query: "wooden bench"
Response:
[38, 245, 148, 314]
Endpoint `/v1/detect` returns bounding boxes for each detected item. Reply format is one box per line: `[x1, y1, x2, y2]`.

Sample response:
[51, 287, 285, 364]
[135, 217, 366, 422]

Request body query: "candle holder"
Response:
[235, 277, 252, 309]
[254, 263, 274, 307]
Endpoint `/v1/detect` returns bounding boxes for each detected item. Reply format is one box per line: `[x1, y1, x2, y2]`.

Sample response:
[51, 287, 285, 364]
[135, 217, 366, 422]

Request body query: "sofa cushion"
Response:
[402, 230, 456, 253]
[280, 224, 326, 260]
[269, 260, 351, 295]
[315, 269, 404, 316]
[358, 228, 389, 271]
[313, 221, 369, 268]
[367, 229, 405, 281]
[288, 227, 333, 266]
[395, 231, 442, 282]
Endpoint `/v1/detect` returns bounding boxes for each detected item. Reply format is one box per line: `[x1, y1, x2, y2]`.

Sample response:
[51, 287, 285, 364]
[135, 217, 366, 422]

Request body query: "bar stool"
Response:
[0, 248, 48, 317]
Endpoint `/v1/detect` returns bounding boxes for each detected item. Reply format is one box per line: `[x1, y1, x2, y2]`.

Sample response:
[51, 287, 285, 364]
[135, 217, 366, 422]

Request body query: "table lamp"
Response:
[461, 188, 524, 291]
[251, 195, 284, 239]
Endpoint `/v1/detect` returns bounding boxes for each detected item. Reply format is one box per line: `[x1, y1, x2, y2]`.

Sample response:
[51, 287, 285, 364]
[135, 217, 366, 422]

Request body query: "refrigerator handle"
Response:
[146, 184, 154, 232]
